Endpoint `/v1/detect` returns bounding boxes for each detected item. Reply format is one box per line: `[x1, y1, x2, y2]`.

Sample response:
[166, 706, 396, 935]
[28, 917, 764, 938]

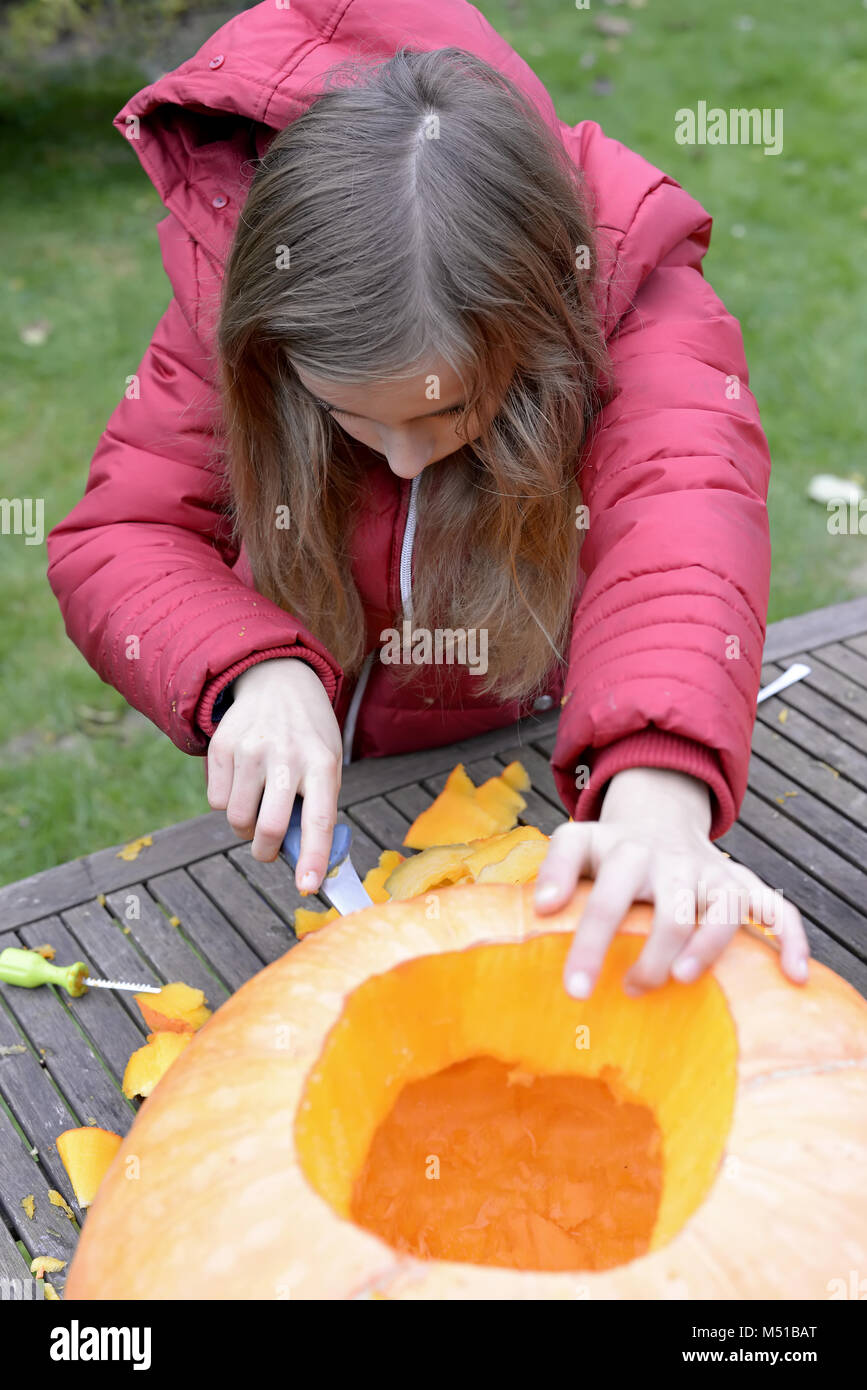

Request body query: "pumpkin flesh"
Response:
[295, 933, 738, 1272]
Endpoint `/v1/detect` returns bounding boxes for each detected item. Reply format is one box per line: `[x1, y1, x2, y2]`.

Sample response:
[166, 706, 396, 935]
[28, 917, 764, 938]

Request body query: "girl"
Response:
[46, 0, 808, 998]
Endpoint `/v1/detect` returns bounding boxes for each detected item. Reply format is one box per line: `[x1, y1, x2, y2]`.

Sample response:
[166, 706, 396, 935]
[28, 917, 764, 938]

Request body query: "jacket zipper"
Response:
[341, 472, 420, 764]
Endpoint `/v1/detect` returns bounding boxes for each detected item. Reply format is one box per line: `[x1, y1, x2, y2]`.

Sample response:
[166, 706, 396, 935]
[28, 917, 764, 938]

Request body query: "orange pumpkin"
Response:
[65, 881, 867, 1299]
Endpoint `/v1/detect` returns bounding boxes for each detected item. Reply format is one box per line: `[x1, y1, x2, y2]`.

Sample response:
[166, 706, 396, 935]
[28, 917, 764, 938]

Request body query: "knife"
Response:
[281, 799, 373, 916]
[0, 947, 162, 997]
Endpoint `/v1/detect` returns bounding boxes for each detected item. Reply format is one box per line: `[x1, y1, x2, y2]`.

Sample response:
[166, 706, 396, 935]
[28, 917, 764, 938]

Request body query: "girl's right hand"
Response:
[206, 656, 343, 893]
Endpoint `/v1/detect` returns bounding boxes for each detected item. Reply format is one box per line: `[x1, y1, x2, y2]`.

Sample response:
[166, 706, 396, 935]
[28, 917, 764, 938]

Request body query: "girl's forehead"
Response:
[292, 357, 468, 413]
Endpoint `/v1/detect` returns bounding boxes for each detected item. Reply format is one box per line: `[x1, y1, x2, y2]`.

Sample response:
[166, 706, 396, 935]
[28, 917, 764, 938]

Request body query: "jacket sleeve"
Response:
[551, 212, 771, 840]
[46, 294, 344, 755]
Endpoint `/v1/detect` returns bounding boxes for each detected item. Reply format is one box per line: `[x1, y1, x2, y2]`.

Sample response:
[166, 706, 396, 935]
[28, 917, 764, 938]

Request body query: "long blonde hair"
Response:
[218, 46, 611, 702]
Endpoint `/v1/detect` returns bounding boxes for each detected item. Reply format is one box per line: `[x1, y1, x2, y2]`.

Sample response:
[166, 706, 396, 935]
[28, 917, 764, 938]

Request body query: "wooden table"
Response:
[2, 594, 866, 1299]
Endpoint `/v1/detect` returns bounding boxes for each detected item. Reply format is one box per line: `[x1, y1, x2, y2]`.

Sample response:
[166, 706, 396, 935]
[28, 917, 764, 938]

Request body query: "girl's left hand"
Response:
[533, 766, 810, 998]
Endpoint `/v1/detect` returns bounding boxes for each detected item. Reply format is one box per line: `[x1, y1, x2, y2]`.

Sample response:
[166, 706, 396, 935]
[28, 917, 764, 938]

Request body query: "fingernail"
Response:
[623, 981, 644, 998]
[566, 970, 593, 999]
[672, 956, 700, 983]
[792, 957, 809, 983]
[299, 871, 318, 892]
[535, 883, 560, 907]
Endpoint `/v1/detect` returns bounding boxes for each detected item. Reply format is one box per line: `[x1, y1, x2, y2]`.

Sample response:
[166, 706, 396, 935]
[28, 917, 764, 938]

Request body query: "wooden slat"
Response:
[224, 845, 298, 930]
[4, 925, 132, 1140]
[0, 1216, 41, 1296]
[0, 812, 242, 932]
[146, 870, 265, 993]
[761, 595, 867, 661]
[759, 661, 867, 757]
[811, 641, 867, 691]
[749, 721, 867, 827]
[532, 733, 557, 759]
[744, 753, 867, 871]
[719, 823, 867, 996]
[0, 1102, 78, 1287]
[61, 901, 160, 1035]
[346, 796, 413, 850]
[187, 856, 292, 966]
[0, 998, 79, 1198]
[769, 655, 867, 753]
[335, 711, 561, 807]
[717, 808, 867, 963]
[385, 783, 436, 824]
[755, 688, 867, 793]
[846, 632, 867, 659]
[103, 884, 230, 1005]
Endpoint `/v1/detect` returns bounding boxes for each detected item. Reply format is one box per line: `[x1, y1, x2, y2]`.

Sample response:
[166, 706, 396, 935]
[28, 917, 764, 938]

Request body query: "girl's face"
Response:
[293, 357, 482, 480]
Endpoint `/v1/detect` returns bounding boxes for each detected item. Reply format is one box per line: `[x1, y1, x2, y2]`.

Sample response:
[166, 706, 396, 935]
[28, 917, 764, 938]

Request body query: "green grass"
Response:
[1, 0, 866, 884]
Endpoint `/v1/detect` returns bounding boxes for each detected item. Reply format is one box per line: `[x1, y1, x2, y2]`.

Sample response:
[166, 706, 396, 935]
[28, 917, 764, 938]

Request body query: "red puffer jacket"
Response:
[46, 0, 771, 839]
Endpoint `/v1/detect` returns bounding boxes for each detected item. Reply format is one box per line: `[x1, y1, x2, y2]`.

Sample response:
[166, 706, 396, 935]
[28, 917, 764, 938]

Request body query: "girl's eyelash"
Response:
[312, 398, 463, 420]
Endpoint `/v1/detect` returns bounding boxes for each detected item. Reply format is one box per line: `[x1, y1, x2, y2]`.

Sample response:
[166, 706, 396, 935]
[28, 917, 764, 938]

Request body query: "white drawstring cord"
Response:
[342, 473, 421, 765]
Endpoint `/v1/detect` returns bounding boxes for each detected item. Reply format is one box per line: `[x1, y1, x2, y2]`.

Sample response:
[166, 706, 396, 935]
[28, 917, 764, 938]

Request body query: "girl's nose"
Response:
[380, 432, 433, 479]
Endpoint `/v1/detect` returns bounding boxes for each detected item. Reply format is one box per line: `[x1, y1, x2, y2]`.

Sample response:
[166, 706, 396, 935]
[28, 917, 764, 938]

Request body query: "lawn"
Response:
[1, 0, 865, 884]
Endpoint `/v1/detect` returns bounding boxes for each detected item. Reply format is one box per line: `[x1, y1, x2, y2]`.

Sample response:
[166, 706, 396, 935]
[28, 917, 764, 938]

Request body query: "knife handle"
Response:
[281, 798, 352, 877]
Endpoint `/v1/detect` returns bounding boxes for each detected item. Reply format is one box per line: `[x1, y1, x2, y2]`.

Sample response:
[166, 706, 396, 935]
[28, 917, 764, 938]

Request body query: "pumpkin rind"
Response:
[66, 882, 867, 1301]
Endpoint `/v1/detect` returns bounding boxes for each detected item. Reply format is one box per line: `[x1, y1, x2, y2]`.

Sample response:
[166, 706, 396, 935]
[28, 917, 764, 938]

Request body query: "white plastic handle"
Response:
[757, 662, 811, 705]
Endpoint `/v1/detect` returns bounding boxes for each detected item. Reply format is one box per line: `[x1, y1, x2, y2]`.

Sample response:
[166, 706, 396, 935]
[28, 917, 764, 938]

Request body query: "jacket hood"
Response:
[113, 0, 564, 267]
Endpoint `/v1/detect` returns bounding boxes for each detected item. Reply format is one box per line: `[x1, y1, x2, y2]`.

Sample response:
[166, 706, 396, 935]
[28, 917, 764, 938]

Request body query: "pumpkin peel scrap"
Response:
[134, 982, 211, 1035]
[402, 762, 530, 849]
[122, 1032, 193, 1100]
[385, 826, 548, 900]
[57, 1128, 123, 1209]
[65, 881, 867, 1301]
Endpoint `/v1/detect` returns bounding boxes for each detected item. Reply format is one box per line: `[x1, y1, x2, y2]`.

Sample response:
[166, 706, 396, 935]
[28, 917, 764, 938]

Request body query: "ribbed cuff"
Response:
[196, 645, 339, 740]
[572, 729, 736, 840]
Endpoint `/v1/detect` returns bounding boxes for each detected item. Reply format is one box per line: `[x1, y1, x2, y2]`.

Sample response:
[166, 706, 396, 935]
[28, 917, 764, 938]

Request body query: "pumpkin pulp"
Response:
[295, 933, 738, 1274]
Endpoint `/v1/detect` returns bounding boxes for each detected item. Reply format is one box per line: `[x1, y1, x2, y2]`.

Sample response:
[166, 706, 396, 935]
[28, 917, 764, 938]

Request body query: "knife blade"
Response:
[281, 798, 373, 916]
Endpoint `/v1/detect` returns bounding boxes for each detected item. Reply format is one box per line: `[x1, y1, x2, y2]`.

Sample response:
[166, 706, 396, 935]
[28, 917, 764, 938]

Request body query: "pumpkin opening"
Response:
[295, 933, 738, 1274]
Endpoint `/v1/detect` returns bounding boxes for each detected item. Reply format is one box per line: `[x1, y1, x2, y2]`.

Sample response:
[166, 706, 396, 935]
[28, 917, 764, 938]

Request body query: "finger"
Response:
[665, 875, 748, 985]
[730, 866, 811, 984]
[563, 842, 651, 999]
[295, 756, 341, 894]
[534, 822, 592, 913]
[225, 752, 266, 841]
[624, 857, 708, 994]
[206, 736, 234, 810]
[250, 762, 298, 864]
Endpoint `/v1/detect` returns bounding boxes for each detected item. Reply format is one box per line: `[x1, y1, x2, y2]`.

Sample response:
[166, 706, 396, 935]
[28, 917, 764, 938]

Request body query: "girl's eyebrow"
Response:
[314, 395, 466, 421]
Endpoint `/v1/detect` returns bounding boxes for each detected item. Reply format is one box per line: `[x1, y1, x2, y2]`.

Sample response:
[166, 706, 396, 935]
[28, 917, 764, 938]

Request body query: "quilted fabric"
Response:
[46, 0, 771, 837]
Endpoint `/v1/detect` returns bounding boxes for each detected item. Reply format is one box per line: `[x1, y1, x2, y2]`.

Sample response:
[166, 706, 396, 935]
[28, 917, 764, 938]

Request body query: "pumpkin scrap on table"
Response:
[122, 1032, 193, 1099]
[64, 879, 867, 1300]
[134, 982, 211, 1034]
[402, 761, 530, 849]
[57, 1128, 123, 1209]
[383, 825, 549, 900]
